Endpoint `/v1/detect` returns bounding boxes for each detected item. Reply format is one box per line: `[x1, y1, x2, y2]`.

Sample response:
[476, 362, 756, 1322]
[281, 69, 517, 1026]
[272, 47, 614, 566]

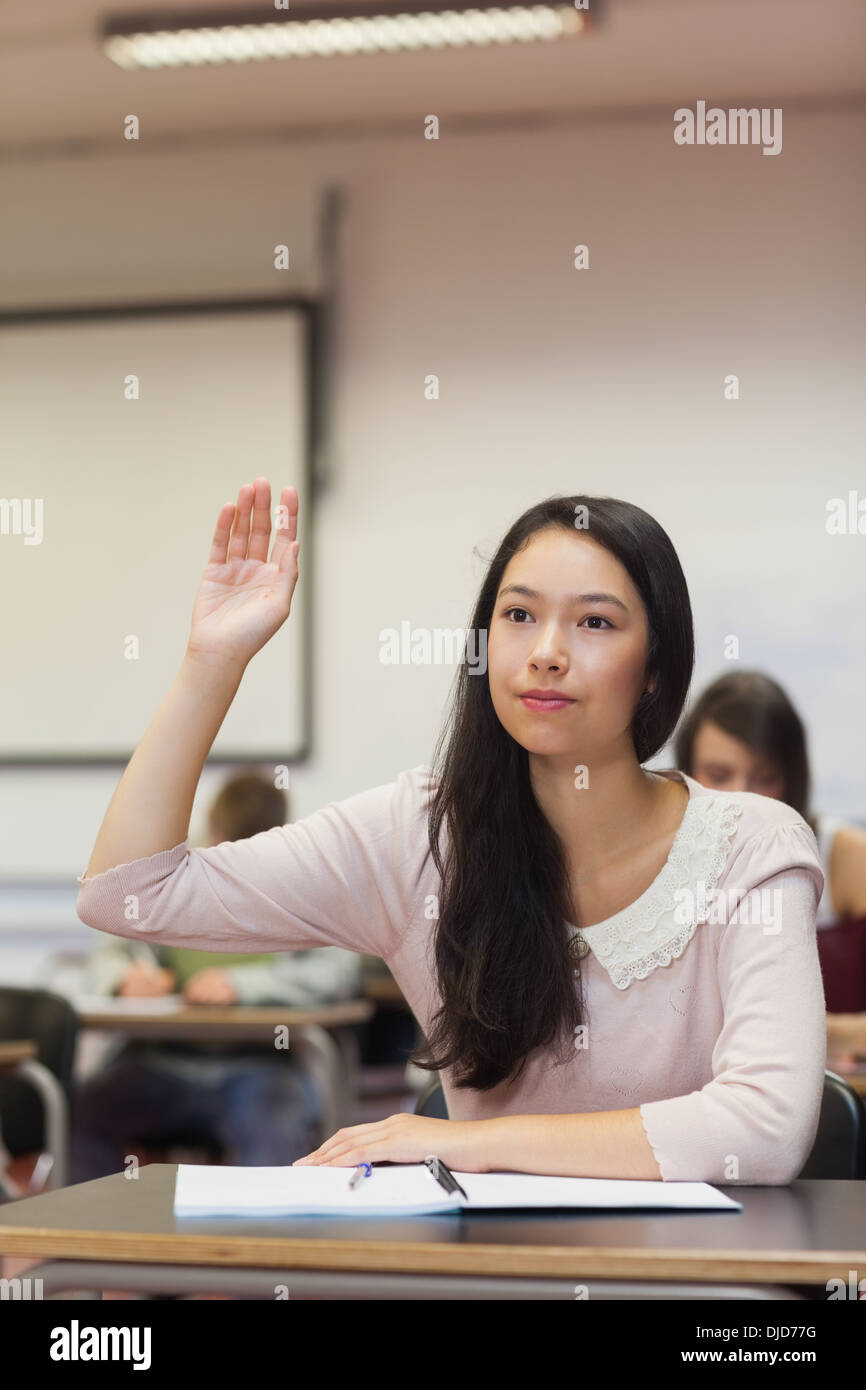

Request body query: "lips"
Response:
[519, 691, 575, 711]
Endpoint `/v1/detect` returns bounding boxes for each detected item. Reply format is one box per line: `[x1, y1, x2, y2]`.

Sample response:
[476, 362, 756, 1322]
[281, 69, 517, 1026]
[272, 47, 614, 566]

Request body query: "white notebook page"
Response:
[173, 1163, 742, 1217]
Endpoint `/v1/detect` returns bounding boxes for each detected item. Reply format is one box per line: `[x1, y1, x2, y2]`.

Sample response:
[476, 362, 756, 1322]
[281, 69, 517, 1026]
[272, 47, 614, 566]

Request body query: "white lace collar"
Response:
[566, 773, 744, 990]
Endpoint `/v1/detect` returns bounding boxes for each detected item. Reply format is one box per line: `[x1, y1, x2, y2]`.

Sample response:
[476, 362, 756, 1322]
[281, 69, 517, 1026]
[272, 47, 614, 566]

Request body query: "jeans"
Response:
[70, 1046, 322, 1183]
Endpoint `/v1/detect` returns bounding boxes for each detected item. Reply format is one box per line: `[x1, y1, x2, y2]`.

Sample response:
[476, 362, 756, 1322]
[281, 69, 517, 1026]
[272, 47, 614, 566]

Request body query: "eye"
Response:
[579, 615, 613, 630]
[502, 608, 613, 629]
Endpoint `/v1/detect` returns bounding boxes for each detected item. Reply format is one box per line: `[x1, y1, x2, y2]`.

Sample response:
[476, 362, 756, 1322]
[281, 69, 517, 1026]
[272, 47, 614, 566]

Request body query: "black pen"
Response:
[423, 1153, 469, 1202]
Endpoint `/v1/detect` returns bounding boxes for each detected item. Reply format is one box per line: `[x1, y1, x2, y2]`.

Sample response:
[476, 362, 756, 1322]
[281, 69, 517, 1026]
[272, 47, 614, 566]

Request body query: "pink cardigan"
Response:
[76, 767, 827, 1184]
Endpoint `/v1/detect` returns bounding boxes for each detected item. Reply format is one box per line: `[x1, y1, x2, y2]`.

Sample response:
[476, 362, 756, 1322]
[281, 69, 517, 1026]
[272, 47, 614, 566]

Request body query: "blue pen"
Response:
[348, 1161, 372, 1190]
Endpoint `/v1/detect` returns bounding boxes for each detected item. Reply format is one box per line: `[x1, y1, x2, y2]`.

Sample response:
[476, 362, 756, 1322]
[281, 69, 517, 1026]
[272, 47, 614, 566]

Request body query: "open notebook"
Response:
[173, 1163, 742, 1217]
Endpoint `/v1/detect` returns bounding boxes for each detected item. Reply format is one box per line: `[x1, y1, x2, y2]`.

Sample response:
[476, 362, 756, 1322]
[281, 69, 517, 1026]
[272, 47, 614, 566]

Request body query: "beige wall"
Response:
[1, 103, 863, 961]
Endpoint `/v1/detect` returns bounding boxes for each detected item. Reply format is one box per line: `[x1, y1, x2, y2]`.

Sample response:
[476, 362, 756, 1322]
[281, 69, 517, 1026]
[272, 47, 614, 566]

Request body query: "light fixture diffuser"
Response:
[101, 3, 592, 69]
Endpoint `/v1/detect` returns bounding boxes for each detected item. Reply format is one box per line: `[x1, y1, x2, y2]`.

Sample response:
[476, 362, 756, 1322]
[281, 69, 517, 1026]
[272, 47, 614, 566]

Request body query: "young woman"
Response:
[77, 481, 827, 1184]
[675, 671, 866, 1062]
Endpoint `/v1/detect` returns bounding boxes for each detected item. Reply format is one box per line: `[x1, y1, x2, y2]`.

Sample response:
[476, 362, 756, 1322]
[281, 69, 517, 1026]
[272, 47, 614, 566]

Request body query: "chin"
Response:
[515, 732, 573, 755]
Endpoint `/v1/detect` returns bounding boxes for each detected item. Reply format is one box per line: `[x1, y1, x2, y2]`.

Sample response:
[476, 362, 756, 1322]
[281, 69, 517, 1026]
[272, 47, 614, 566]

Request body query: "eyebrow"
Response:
[497, 584, 629, 614]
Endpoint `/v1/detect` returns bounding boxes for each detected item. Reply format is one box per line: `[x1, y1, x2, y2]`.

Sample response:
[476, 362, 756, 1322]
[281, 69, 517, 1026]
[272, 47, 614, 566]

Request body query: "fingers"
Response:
[227, 482, 255, 562]
[295, 1121, 391, 1165]
[207, 502, 238, 567]
[303, 1146, 383, 1167]
[208, 483, 298, 571]
[246, 477, 272, 565]
[270, 485, 299, 573]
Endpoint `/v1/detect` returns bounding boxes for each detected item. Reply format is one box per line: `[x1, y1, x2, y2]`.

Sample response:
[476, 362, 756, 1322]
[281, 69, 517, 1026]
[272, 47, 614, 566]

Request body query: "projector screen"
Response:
[0, 301, 311, 764]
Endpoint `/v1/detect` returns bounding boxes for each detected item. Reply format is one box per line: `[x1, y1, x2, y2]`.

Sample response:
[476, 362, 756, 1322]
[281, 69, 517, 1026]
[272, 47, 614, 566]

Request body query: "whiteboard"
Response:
[0, 303, 310, 762]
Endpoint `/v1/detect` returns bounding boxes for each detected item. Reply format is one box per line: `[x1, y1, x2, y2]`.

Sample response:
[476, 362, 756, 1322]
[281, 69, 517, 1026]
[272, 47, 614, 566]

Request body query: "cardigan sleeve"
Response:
[75, 767, 429, 966]
[638, 820, 827, 1184]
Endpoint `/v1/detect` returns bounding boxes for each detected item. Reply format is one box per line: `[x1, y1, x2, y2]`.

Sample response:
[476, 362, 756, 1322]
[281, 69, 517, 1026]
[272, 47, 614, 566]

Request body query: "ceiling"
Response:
[0, 0, 864, 156]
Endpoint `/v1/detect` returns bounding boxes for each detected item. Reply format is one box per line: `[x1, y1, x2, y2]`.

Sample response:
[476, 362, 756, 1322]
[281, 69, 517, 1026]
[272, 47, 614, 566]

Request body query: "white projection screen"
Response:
[0, 301, 311, 764]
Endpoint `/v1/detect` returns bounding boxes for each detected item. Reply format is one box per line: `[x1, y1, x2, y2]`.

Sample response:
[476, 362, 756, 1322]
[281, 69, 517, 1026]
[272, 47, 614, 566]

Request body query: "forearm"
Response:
[82, 651, 246, 878]
[485, 1109, 663, 1180]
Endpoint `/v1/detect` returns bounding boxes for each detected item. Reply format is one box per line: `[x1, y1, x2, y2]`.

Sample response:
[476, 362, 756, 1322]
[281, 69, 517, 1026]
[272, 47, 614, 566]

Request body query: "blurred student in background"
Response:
[675, 671, 866, 1065]
[70, 770, 360, 1182]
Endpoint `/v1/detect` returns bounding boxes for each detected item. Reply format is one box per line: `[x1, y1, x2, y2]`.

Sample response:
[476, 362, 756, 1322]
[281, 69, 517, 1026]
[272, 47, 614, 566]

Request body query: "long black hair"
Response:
[410, 495, 695, 1091]
[675, 670, 815, 833]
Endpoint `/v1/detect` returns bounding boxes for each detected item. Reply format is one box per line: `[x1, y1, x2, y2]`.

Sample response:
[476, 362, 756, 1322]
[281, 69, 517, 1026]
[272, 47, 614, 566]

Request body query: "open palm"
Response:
[188, 478, 300, 669]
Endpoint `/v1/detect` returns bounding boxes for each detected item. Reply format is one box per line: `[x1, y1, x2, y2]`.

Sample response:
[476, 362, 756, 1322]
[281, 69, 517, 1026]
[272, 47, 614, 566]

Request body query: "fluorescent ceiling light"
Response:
[102, 3, 590, 69]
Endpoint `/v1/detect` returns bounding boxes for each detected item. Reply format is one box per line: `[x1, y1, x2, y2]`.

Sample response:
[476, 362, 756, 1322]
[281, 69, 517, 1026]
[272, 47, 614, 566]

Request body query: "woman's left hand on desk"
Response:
[293, 1113, 493, 1171]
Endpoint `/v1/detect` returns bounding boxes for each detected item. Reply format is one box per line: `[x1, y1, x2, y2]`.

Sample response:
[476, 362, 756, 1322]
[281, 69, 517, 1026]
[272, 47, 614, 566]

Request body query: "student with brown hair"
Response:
[675, 670, 866, 1063]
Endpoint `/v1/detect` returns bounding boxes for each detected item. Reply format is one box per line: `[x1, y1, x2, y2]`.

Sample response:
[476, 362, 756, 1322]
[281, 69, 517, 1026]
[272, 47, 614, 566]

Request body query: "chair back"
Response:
[0, 986, 78, 1154]
[799, 1069, 866, 1179]
[414, 1077, 448, 1119]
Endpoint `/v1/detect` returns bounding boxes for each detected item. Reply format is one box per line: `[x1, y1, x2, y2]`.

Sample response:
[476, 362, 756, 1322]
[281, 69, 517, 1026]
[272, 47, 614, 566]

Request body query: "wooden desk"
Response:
[1, 1166, 865, 1299]
[77, 998, 373, 1037]
[0, 1041, 38, 1069]
[76, 999, 375, 1136]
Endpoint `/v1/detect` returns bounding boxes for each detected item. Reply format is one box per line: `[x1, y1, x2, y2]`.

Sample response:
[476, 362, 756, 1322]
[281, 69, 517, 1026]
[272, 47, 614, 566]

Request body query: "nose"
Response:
[529, 652, 566, 673]
[528, 622, 570, 670]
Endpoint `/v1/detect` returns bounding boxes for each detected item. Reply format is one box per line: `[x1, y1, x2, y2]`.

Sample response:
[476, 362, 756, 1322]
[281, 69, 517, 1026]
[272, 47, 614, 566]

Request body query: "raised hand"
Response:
[187, 479, 300, 669]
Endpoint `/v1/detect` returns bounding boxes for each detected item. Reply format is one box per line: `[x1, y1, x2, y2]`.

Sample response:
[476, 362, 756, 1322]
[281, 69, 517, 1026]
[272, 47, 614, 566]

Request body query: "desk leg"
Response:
[289, 1025, 347, 1140]
[331, 1024, 361, 1115]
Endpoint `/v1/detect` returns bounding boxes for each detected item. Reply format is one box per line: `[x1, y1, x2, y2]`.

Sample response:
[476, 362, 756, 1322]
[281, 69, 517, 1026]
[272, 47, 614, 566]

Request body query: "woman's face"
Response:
[691, 720, 786, 798]
[487, 527, 653, 763]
